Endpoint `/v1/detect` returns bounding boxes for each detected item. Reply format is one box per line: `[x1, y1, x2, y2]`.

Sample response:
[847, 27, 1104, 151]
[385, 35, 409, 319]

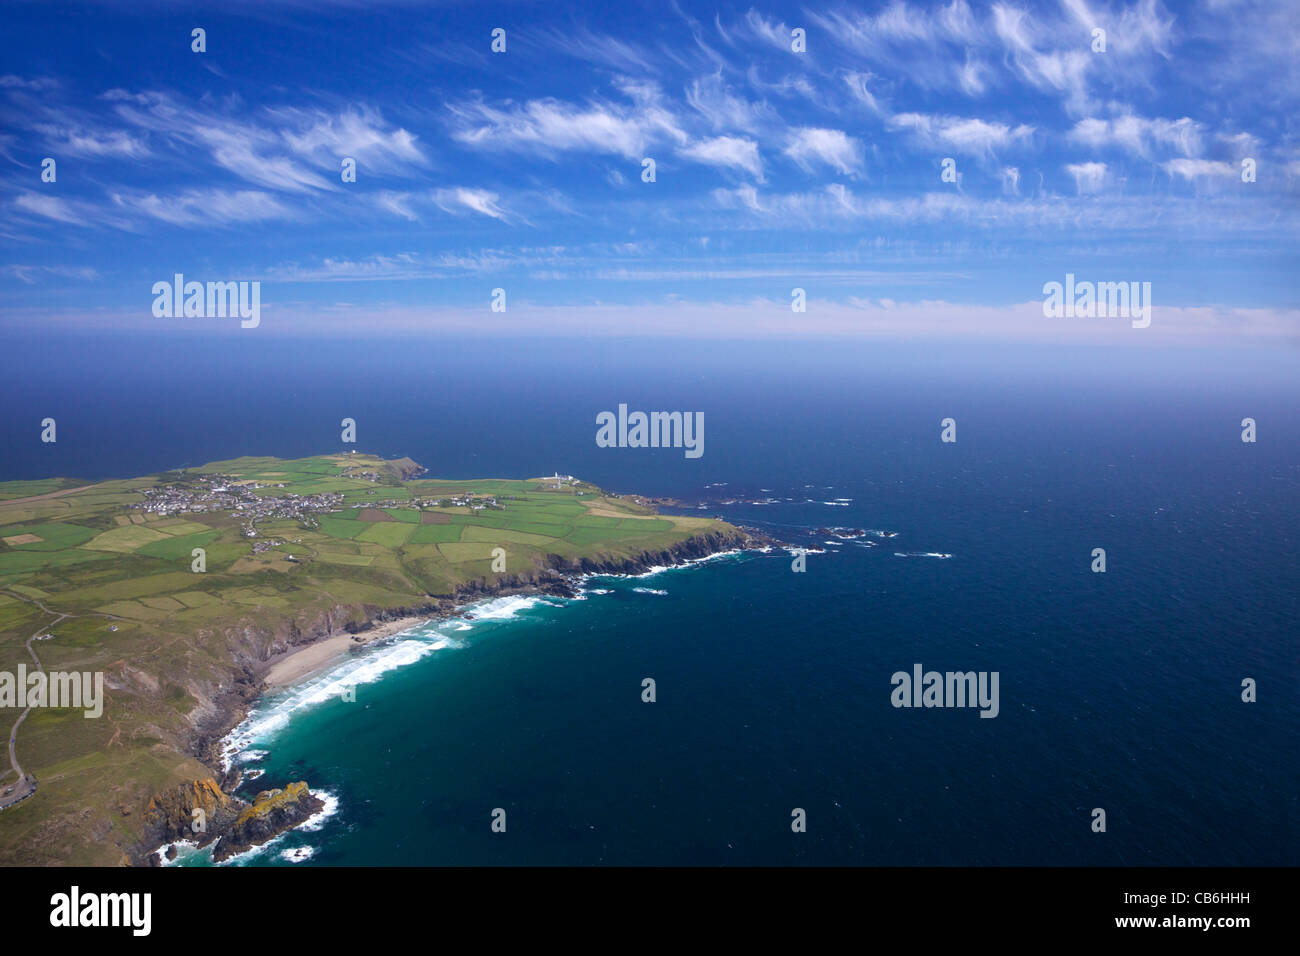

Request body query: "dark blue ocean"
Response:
[2, 333, 1295, 865]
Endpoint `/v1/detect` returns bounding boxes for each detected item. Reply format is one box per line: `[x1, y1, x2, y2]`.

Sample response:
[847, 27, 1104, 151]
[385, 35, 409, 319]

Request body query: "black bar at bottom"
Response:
[1, 866, 1283, 943]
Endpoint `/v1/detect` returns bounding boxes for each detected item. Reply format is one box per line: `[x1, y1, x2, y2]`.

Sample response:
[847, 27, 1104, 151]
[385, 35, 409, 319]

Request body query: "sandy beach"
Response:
[263, 615, 432, 688]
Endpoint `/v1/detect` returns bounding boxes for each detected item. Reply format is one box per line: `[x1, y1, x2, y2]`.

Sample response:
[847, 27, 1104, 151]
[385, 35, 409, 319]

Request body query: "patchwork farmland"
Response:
[0, 453, 743, 864]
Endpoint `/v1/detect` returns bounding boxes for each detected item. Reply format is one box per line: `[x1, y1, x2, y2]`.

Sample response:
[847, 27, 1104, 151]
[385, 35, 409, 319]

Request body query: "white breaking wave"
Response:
[587, 548, 744, 584]
[216, 789, 339, 866]
[894, 552, 953, 559]
[221, 596, 552, 770]
[633, 587, 668, 596]
[158, 839, 200, 867]
[463, 594, 549, 621]
[159, 789, 339, 867]
[296, 790, 340, 832]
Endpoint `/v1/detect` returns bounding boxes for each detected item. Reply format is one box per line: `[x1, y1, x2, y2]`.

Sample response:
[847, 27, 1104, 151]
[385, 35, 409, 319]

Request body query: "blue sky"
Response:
[1, 0, 1297, 343]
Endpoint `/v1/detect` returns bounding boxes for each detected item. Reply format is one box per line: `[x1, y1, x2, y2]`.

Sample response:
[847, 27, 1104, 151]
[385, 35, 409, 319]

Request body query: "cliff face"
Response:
[143, 777, 241, 848]
[143, 777, 323, 864]
[384, 457, 426, 481]
[446, 527, 760, 601]
[546, 528, 754, 576]
[212, 782, 324, 863]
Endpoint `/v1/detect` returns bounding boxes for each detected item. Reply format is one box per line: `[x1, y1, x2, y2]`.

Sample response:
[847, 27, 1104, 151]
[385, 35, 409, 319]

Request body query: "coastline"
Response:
[142, 526, 777, 865]
[235, 528, 776, 722]
[251, 543, 765, 700]
[262, 614, 433, 688]
[197, 553, 754, 864]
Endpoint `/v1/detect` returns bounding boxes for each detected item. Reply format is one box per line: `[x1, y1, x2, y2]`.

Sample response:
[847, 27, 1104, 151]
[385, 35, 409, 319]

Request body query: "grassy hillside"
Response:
[0, 453, 741, 864]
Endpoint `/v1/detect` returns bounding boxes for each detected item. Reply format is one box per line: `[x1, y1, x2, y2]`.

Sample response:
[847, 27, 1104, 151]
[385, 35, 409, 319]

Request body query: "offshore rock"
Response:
[141, 776, 323, 865]
[211, 781, 324, 863]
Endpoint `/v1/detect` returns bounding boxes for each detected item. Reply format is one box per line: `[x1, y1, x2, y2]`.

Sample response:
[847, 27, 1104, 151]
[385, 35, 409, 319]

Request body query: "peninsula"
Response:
[0, 453, 763, 865]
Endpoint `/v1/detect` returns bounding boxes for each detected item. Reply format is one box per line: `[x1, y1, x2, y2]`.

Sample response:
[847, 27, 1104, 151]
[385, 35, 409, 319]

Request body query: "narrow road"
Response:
[0, 589, 77, 811]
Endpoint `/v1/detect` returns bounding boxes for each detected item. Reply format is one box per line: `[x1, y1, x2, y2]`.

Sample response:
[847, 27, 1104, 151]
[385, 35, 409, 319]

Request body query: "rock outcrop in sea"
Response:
[144, 777, 323, 864]
[211, 782, 324, 863]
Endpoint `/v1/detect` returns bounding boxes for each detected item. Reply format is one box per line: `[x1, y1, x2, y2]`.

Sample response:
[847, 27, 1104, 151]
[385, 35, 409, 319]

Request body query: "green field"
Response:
[82, 525, 173, 553]
[0, 453, 742, 866]
[0, 521, 98, 551]
[408, 523, 463, 544]
[355, 522, 416, 547]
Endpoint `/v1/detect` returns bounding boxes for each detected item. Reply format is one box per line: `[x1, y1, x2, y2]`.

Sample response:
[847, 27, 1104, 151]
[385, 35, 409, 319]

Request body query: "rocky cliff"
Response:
[144, 777, 323, 864]
[143, 777, 241, 848]
[211, 782, 324, 863]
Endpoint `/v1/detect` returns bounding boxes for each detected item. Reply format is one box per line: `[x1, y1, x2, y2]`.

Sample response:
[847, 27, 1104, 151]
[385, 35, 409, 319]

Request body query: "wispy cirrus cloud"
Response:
[14, 192, 83, 225]
[812, 1, 994, 97]
[783, 127, 863, 176]
[432, 187, 510, 221]
[104, 91, 427, 193]
[812, 0, 1174, 112]
[1065, 161, 1108, 194]
[369, 186, 539, 224]
[1069, 115, 1202, 158]
[686, 72, 771, 132]
[1, 263, 98, 283]
[521, 25, 662, 74]
[707, 179, 1293, 239]
[447, 84, 687, 159]
[31, 123, 148, 158]
[842, 71, 888, 116]
[373, 191, 420, 222]
[270, 105, 428, 173]
[1161, 158, 1238, 182]
[0, 0, 1295, 334]
[887, 112, 1033, 158]
[990, 4, 1094, 110]
[742, 9, 795, 50]
[11, 191, 131, 228]
[0, 74, 58, 91]
[678, 135, 764, 179]
[109, 188, 297, 226]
